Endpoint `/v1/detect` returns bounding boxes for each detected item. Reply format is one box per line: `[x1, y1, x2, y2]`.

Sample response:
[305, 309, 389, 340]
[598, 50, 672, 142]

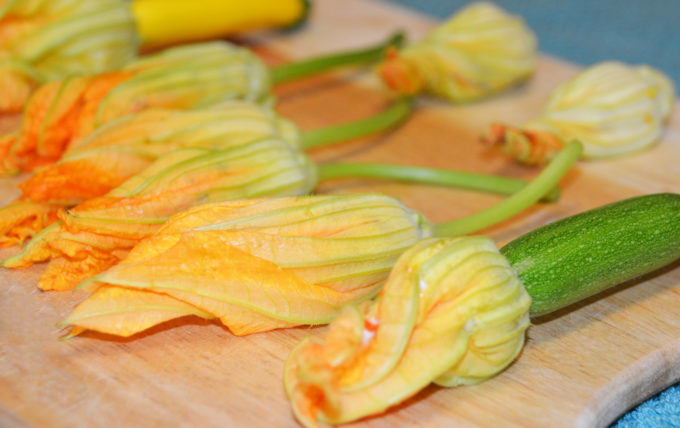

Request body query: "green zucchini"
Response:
[501, 193, 680, 317]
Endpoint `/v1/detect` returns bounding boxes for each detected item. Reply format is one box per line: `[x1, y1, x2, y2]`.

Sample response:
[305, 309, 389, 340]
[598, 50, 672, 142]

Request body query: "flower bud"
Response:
[60, 194, 433, 336]
[4, 138, 317, 290]
[3, 41, 272, 174]
[378, 2, 537, 102]
[0, 0, 138, 113]
[284, 236, 531, 426]
[484, 61, 676, 164]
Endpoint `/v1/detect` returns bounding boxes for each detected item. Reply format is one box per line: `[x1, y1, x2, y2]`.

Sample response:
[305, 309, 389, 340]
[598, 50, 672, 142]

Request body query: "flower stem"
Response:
[300, 98, 412, 150]
[270, 31, 406, 84]
[316, 163, 560, 202]
[434, 140, 583, 237]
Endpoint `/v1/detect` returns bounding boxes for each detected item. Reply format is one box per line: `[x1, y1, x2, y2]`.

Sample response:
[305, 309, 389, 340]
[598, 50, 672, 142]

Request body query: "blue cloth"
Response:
[616, 385, 680, 427]
[384, 1, 680, 426]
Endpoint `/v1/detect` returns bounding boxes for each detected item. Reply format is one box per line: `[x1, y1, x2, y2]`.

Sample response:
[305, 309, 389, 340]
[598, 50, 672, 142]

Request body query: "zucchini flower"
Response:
[21, 102, 301, 205]
[0, 41, 272, 174]
[0, 99, 412, 247]
[0, 101, 299, 247]
[0, 0, 138, 113]
[284, 236, 531, 427]
[1, 29, 409, 175]
[3, 138, 317, 290]
[377, 2, 537, 102]
[57, 140, 580, 337]
[61, 194, 433, 336]
[284, 192, 680, 426]
[483, 61, 676, 164]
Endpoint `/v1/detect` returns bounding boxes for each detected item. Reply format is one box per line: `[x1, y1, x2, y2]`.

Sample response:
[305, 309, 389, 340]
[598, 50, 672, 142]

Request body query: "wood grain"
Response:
[1, 1, 679, 427]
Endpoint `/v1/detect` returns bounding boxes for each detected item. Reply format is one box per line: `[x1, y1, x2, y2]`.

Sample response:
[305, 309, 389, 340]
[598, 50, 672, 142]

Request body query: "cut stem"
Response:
[434, 140, 583, 237]
[300, 98, 412, 150]
[270, 31, 406, 84]
[316, 162, 560, 202]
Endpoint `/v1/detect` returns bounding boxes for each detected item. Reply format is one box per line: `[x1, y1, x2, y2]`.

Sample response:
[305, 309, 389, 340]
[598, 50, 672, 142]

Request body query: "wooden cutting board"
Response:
[1, 1, 679, 427]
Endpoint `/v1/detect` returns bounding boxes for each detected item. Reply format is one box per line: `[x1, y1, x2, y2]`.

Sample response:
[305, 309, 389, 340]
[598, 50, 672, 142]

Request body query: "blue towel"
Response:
[616, 384, 680, 427]
[384, 1, 680, 425]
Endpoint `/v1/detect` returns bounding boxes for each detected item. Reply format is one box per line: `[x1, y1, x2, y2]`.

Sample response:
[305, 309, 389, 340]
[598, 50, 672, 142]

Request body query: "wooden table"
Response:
[1, 1, 679, 426]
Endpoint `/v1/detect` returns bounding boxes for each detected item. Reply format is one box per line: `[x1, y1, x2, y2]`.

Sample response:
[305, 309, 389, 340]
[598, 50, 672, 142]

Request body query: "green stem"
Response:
[434, 141, 583, 237]
[300, 98, 412, 150]
[270, 31, 406, 84]
[316, 163, 560, 202]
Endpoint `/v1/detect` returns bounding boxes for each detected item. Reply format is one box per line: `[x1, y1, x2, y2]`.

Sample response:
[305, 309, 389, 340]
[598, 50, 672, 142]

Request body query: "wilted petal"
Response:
[2, 219, 135, 270]
[0, 201, 58, 247]
[0, 133, 18, 173]
[39, 255, 119, 292]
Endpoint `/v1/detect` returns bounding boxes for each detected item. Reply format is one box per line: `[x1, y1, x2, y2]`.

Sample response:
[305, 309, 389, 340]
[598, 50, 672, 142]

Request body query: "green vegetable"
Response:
[501, 193, 680, 317]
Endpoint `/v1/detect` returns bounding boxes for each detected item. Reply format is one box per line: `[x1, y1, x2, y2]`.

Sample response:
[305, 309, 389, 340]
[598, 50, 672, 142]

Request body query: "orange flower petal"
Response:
[0, 201, 59, 248]
[19, 158, 127, 204]
[95, 232, 362, 330]
[39, 255, 119, 292]
[61, 285, 214, 337]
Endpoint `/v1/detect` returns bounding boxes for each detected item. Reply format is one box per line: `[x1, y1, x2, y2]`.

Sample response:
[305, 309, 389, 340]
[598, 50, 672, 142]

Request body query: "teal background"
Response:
[384, 1, 680, 426]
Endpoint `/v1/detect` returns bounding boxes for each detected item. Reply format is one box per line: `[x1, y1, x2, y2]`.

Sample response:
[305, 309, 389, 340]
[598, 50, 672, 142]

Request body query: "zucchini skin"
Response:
[501, 193, 680, 317]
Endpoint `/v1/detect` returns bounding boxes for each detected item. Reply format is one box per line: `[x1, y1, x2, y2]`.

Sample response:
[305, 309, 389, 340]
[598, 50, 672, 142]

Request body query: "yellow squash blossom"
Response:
[0, 0, 138, 113]
[4, 138, 580, 289]
[0, 41, 271, 174]
[1, 27, 410, 175]
[484, 61, 676, 164]
[0, 98, 415, 247]
[284, 192, 680, 426]
[0, 102, 299, 247]
[284, 236, 531, 427]
[60, 194, 432, 336]
[378, 2, 537, 102]
[55, 141, 581, 337]
[20, 102, 299, 205]
[3, 139, 317, 290]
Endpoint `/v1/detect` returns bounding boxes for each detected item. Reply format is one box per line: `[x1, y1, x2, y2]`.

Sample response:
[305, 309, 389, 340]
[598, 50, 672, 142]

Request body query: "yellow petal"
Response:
[62, 194, 432, 336]
[96, 232, 356, 327]
[61, 284, 214, 337]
